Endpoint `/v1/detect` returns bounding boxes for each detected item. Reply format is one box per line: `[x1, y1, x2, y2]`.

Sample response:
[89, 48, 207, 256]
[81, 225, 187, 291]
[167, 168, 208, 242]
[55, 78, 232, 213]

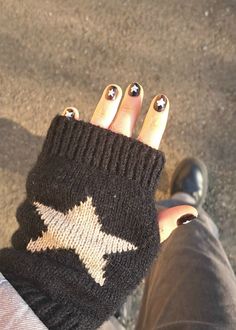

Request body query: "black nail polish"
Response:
[128, 82, 141, 97]
[177, 214, 197, 226]
[105, 85, 118, 100]
[154, 94, 167, 112]
[64, 109, 76, 120]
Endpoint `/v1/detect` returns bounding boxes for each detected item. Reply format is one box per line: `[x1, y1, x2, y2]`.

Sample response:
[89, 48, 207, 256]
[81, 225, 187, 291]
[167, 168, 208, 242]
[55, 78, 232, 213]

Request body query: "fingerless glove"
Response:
[0, 115, 165, 330]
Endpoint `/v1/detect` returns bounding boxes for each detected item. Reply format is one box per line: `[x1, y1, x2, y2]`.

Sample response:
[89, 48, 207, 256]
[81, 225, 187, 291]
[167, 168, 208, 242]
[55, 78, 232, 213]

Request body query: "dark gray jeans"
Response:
[101, 193, 236, 330]
[135, 193, 236, 330]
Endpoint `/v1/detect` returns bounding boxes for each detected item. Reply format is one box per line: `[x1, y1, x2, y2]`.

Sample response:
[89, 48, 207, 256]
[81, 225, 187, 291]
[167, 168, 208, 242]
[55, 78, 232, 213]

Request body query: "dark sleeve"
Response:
[0, 115, 165, 330]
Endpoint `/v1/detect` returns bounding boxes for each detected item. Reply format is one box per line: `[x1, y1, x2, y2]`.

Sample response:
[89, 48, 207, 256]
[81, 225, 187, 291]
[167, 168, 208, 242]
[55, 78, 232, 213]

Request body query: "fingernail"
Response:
[154, 94, 168, 112]
[128, 82, 141, 97]
[177, 214, 197, 226]
[62, 107, 79, 120]
[105, 85, 118, 100]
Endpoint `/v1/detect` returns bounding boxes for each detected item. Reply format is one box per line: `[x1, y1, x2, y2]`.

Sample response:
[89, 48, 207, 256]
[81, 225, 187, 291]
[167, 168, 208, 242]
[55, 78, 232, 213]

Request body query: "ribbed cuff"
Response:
[41, 115, 165, 190]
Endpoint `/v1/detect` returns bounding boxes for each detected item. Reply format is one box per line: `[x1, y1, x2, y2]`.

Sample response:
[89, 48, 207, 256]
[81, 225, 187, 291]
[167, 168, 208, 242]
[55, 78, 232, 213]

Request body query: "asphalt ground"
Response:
[0, 0, 235, 272]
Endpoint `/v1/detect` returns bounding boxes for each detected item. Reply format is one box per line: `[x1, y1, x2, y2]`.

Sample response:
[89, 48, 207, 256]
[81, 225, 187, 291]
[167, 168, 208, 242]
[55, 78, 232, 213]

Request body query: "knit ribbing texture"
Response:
[0, 115, 165, 330]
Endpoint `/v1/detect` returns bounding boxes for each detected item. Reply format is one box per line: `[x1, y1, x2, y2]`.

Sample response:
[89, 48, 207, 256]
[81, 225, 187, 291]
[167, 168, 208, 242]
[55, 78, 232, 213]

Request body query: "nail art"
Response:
[128, 82, 141, 97]
[154, 94, 167, 112]
[105, 85, 118, 100]
[62, 107, 79, 120]
[177, 214, 197, 226]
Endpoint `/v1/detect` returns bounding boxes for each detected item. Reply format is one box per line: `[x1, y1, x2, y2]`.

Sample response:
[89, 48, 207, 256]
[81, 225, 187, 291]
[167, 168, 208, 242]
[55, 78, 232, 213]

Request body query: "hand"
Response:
[0, 82, 197, 330]
[63, 82, 197, 243]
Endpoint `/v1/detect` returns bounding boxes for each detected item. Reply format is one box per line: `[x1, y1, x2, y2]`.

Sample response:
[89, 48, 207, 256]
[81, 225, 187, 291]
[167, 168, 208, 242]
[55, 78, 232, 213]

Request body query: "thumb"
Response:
[157, 205, 198, 243]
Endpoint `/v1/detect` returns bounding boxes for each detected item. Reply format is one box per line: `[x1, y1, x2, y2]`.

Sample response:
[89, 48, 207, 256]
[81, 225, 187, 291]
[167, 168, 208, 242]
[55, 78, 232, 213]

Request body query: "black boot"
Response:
[171, 158, 208, 207]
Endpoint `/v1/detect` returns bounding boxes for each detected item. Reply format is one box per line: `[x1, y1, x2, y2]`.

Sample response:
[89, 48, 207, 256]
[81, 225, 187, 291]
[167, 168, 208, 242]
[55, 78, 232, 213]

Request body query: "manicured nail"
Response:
[154, 94, 168, 112]
[177, 214, 197, 226]
[105, 85, 118, 100]
[128, 82, 141, 97]
[62, 107, 79, 120]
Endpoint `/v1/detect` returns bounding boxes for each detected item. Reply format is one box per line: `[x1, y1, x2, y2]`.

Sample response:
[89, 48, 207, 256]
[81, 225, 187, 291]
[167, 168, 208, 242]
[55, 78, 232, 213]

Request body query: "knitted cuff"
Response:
[41, 115, 165, 190]
[0, 115, 165, 330]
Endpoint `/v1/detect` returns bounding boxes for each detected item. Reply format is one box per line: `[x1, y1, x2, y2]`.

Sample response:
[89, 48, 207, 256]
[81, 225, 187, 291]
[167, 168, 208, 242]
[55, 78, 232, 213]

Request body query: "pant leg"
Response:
[157, 192, 219, 239]
[136, 194, 236, 330]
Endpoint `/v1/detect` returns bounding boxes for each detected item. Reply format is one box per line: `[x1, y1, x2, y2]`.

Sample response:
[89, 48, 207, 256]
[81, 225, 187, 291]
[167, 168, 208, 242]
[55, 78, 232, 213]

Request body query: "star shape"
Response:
[108, 88, 115, 97]
[130, 84, 139, 93]
[27, 197, 137, 286]
[65, 109, 74, 119]
[156, 97, 166, 108]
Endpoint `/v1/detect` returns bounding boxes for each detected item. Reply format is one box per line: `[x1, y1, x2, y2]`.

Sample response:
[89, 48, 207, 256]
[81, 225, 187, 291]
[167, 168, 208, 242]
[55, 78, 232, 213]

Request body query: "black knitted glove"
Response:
[0, 115, 165, 330]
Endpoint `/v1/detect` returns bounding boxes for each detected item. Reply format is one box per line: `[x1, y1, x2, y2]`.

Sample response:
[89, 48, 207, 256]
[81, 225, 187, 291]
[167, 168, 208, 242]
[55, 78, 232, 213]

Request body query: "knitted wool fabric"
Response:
[0, 115, 165, 330]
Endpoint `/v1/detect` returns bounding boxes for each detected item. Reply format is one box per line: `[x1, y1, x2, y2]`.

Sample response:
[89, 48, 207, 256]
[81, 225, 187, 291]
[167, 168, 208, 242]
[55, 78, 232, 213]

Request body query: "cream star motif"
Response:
[108, 88, 115, 97]
[64, 109, 75, 118]
[130, 84, 139, 93]
[27, 197, 138, 286]
[156, 97, 166, 108]
[66, 112, 73, 118]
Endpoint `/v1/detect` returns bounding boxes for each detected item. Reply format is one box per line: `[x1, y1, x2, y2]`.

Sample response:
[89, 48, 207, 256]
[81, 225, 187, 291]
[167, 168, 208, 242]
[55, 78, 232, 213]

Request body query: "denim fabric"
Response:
[136, 193, 236, 330]
[0, 272, 47, 330]
[0, 271, 123, 330]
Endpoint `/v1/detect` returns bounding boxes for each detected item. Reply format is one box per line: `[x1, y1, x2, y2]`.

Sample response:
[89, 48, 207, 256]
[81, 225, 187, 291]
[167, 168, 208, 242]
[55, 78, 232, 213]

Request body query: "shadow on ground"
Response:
[0, 118, 43, 176]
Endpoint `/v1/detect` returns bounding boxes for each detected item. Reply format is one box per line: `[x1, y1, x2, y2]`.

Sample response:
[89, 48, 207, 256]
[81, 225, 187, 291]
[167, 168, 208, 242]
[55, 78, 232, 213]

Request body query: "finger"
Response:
[90, 84, 122, 128]
[62, 107, 80, 120]
[109, 82, 143, 137]
[157, 205, 198, 243]
[138, 94, 169, 149]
